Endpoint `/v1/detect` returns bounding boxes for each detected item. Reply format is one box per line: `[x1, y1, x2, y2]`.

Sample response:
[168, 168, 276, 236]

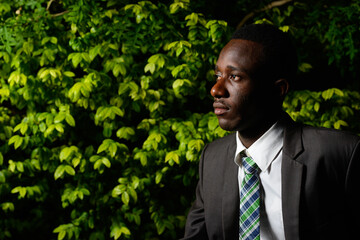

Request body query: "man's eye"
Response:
[229, 74, 240, 80]
[214, 74, 221, 80]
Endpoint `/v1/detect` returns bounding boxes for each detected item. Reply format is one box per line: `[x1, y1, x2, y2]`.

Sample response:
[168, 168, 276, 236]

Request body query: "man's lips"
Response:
[213, 101, 230, 116]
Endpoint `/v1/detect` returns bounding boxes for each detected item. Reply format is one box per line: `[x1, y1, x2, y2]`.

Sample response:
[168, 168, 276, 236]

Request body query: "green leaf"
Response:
[120, 227, 130, 235]
[334, 88, 344, 97]
[94, 159, 103, 170]
[54, 165, 65, 180]
[69, 53, 82, 67]
[81, 53, 91, 63]
[116, 127, 135, 140]
[113, 63, 126, 77]
[322, 89, 334, 100]
[298, 62, 312, 72]
[188, 139, 204, 152]
[23, 40, 34, 55]
[65, 114, 76, 127]
[111, 106, 124, 117]
[63, 71, 75, 77]
[89, 44, 101, 60]
[122, 191, 130, 205]
[60, 148, 71, 162]
[54, 112, 66, 123]
[208, 115, 219, 130]
[14, 136, 23, 149]
[44, 125, 56, 137]
[58, 231, 66, 240]
[165, 151, 180, 164]
[314, 102, 320, 112]
[155, 172, 162, 184]
[118, 83, 129, 95]
[46, 114, 54, 126]
[11, 186, 27, 198]
[134, 152, 147, 166]
[39, 122, 46, 132]
[1, 202, 14, 212]
[97, 139, 110, 154]
[8, 160, 16, 172]
[72, 157, 81, 168]
[16, 162, 24, 172]
[102, 157, 111, 168]
[110, 224, 129, 240]
[80, 188, 90, 196]
[127, 186, 137, 203]
[172, 79, 183, 89]
[110, 228, 121, 240]
[0, 171, 6, 183]
[144, 62, 156, 74]
[334, 120, 348, 129]
[149, 101, 159, 112]
[64, 165, 76, 176]
[176, 47, 183, 57]
[112, 185, 126, 197]
[9, 135, 18, 145]
[55, 124, 64, 133]
[109, 143, 117, 157]
[13, 124, 22, 133]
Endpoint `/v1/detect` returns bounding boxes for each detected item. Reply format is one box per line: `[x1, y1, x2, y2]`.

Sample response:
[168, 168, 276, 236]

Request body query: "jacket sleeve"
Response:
[181, 145, 208, 240]
[345, 138, 360, 236]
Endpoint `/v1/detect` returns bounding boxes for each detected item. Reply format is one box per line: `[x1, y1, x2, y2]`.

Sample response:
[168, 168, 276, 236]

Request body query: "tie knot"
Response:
[242, 156, 259, 174]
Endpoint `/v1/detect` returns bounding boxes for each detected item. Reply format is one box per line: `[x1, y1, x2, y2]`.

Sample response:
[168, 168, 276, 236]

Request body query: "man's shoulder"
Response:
[282, 112, 360, 144]
[294, 124, 360, 156]
[202, 132, 237, 156]
[301, 124, 360, 143]
[201, 132, 237, 166]
[207, 132, 236, 147]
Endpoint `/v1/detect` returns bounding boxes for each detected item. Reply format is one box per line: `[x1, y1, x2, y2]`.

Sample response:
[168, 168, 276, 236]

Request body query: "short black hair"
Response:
[232, 23, 298, 85]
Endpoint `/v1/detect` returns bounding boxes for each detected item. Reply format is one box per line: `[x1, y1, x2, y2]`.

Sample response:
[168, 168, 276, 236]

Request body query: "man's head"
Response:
[231, 23, 298, 84]
[211, 24, 297, 132]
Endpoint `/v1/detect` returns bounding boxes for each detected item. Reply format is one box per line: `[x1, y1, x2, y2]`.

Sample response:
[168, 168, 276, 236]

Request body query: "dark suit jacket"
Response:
[182, 114, 360, 239]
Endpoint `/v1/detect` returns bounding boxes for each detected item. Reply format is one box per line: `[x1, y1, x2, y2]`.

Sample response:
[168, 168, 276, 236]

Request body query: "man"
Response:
[182, 24, 360, 240]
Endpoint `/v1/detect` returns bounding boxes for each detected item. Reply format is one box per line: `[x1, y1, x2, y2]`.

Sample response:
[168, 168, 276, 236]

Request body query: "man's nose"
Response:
[210, 78, 228, 98]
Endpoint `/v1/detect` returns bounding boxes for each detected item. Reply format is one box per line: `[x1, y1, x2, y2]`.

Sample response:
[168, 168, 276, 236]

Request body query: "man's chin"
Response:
[217, 117, 251, 132]
[218, 119, 239, 132]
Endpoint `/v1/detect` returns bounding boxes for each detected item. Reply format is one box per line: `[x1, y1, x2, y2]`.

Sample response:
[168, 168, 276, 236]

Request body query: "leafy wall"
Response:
[0, 1, 359, 240]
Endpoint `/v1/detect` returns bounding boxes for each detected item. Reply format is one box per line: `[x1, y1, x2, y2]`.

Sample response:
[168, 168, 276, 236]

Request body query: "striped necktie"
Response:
[239, 154, 260, 240]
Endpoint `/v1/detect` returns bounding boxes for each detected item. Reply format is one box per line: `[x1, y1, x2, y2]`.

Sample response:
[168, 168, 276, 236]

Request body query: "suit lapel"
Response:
[281, 117, 304, 240]
[221, 134, 239, 239]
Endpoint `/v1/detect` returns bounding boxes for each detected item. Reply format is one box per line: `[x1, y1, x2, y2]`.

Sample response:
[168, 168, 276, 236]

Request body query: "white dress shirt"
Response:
[234, 122, 285, 240]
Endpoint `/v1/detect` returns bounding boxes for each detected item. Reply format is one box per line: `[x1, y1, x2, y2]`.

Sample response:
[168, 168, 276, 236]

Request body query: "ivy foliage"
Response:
[0, 0, 228, 239]
[284, 88, 360, 132]
[0, 0, 360, 240]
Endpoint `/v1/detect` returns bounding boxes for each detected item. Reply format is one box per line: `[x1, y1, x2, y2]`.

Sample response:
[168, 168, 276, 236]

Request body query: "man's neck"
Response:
[238, 117, 278, 148]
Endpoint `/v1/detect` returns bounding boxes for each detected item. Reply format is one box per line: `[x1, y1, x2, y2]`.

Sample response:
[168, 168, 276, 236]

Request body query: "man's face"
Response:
[211, 39, 275, 132]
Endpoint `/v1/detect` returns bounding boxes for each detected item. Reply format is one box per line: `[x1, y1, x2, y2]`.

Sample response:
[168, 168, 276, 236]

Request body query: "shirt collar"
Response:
[234, 121, 284, 172]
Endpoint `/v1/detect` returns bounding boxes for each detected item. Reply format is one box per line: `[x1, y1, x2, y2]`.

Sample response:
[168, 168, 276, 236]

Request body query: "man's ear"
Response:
[274, 78, 289, 98]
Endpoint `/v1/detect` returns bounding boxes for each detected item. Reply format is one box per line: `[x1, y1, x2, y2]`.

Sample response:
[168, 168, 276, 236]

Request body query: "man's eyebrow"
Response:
[215, 65, 246, 73]
[227, 65, 243, 72]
